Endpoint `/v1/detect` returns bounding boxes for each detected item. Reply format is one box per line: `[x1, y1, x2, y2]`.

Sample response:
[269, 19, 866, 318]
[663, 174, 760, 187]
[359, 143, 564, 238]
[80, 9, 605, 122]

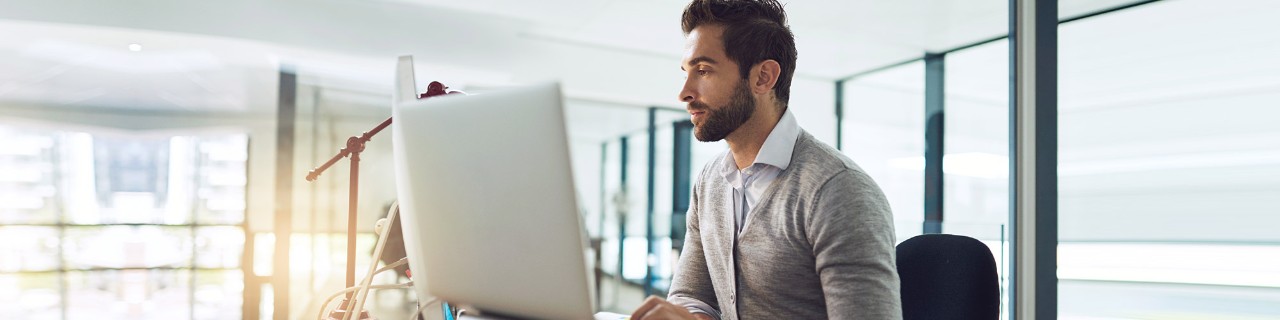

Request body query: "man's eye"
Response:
[697, 70, 709, 76]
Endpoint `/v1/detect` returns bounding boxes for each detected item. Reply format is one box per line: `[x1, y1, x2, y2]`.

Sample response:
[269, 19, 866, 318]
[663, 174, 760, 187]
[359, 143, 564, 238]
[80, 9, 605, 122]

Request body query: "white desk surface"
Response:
[458, 311, 629, 320]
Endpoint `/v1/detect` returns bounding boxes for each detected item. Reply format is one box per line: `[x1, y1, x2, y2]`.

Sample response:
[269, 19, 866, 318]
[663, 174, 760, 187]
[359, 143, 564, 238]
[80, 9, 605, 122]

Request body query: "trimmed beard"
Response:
[691, 80, 756, 142]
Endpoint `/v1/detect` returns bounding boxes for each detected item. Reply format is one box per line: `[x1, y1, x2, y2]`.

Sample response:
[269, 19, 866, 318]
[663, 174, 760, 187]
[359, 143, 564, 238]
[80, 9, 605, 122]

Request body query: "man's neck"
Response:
[725, 106, 783, 170]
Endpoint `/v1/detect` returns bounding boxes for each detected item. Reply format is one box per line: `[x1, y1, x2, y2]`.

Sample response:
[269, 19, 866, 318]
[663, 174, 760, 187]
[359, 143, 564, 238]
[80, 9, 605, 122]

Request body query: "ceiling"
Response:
[0, 0, 1147, 114]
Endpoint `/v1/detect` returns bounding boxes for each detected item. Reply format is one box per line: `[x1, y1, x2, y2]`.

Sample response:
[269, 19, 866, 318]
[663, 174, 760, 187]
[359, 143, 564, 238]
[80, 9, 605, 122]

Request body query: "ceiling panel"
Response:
[0, 0, 1192, 112]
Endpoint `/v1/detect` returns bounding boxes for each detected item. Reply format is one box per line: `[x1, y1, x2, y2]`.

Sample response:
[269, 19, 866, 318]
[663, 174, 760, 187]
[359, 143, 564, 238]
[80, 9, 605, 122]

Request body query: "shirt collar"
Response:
[755, 108, 800, 171]
[718, 108, 802, 180]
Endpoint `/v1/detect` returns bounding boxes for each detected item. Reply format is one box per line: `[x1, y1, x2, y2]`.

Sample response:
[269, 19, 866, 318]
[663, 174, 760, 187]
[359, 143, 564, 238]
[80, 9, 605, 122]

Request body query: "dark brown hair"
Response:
[682, 0, 798, 106]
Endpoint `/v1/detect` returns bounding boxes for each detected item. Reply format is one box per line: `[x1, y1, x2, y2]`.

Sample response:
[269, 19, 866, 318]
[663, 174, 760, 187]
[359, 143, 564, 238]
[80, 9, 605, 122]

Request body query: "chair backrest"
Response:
[896, 234, 1000, 320]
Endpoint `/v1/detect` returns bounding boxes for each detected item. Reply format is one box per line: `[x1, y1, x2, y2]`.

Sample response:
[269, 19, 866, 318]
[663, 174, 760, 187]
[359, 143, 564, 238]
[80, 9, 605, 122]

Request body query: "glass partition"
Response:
[1058, 0, 1280, 318]
[944, 38, 1012, 320]
[840, 61, 927, 243]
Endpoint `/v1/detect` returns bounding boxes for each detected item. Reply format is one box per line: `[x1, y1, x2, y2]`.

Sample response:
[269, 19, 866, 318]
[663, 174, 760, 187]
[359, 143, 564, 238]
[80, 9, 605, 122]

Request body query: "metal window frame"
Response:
[644, 107, 658, 297]
[1010, 0, 1058, 318]
[923, 52, 946, 235]
[271, 69, 295, 320]
[835, 80, 845, 150]
[671, 120, 693, 251]
[617, 135, 629, 292]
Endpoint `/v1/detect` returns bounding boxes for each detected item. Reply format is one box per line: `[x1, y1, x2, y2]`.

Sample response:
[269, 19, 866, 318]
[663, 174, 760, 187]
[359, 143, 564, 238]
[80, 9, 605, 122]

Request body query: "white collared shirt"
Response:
[680, 108, 802, 319]
[718, 108, 801, 235]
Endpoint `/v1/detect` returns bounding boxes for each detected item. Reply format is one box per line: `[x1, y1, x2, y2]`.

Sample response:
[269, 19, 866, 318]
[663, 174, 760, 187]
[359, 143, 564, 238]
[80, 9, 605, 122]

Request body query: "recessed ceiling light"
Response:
[128, 43, 142, 52]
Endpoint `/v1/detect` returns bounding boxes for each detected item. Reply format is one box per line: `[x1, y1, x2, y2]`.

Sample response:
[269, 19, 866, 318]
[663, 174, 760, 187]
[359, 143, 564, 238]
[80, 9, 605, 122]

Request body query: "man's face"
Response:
[680, 25, 757, 142]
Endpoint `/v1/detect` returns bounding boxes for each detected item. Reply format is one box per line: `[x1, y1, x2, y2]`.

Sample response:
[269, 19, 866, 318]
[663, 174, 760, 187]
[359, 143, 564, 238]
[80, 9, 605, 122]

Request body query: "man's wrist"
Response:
[691, 313, 714, 320]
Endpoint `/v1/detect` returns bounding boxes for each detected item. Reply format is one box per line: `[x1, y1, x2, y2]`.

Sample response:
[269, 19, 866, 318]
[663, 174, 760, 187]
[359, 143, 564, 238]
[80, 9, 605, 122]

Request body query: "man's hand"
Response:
[630, 296, 712, 320]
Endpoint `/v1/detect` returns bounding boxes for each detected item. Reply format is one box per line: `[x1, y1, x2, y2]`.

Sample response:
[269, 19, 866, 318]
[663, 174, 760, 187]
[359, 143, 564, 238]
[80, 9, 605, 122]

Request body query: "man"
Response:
[629, 1, 901, 319]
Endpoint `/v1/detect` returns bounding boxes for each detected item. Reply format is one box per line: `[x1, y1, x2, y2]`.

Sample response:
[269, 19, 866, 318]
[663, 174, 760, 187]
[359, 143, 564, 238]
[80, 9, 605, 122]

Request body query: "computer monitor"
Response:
[390, 57, 596, 319]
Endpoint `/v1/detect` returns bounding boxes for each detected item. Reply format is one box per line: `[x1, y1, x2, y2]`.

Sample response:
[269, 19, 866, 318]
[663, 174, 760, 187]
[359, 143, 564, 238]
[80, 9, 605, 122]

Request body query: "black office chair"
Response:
[896, 234, 1000, 320]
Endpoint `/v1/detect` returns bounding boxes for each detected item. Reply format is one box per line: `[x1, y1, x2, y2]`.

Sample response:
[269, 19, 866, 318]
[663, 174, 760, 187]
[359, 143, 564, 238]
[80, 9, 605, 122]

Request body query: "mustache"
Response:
[687, 101, 712, 112]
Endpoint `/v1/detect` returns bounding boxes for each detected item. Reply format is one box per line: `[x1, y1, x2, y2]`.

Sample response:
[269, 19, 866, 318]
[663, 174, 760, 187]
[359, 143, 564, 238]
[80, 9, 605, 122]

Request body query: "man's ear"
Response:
[750, 59, 782, 95]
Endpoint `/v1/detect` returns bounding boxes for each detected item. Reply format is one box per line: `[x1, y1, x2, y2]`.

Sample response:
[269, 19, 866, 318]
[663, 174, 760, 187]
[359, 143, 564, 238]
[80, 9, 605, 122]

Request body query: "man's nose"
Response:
[678, 78, 697, 103]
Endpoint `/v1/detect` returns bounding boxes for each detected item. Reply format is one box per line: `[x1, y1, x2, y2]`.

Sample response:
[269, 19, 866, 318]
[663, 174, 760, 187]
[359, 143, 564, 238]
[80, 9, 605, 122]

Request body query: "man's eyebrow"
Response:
[681, 56, 718, 71]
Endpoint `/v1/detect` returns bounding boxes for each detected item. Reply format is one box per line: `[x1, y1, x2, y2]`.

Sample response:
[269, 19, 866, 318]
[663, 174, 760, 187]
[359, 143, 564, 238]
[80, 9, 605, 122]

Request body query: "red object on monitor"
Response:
[418, 81, 464, 99]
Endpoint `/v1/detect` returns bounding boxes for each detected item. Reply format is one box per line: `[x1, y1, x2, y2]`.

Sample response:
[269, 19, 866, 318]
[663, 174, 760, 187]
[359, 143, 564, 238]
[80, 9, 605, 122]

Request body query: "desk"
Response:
[458, 311, 629, 320]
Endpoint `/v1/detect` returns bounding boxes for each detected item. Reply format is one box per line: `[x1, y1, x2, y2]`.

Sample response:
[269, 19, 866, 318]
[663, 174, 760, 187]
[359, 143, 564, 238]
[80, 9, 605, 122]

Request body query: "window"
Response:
[840, 61, 927, 243]
[944, 38, 1012, 320]
[1058, 0, 1280, 318]
[0, 124, 247, 319]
